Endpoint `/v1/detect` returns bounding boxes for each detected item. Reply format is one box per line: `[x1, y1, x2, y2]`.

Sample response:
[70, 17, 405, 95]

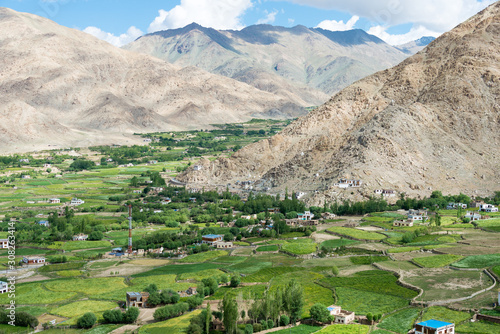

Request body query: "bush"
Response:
[16, 311, 39, 328]
[153, 303, 189, 321]
[245, 324, 253, 334]
[230, 275, 241, 287]
[186, 296, 204, 310]
[77, 312, 97, 329]
[280, 315, 290, 326]
[253, 323, 262, 333]
[124, 307, 140, 323]
[88, 231, 103, 241]
[267, 319, 274, 329]
[103, 309, 123, 324]
[260, 319, 268, 330]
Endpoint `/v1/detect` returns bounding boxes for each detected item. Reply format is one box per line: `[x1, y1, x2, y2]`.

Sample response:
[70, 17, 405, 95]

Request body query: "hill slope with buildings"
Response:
[178, 2, 500, 204]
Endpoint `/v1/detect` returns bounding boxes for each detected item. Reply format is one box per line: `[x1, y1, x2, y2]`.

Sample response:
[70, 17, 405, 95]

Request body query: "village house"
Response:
[469, 200, 484, 208]
[321, 212, 336, 220]
[43, 163, 51, 168]
[298, 211, 315, 220]
[447, 203, 467, 210]
[0, 239, 8, 249]
[296, 191, 306, 199]
[393, 220, 414, 227]
[407, 209, 428, 222]
[143, 138, 152, 142]
[374, 189, 396, 197]
[21, 175, 31, 179]
[193, 165, 203, 171]
[268, 208, 280, 214]
[72, 234, 88, 241]
[216, 241, 233, 249]
[149, 187, 164, 195]
[189, 197, 197, 203]
[464, 211, 482, 221]
[327, 305, 355, 324]
[148, 160, 158, 164]
[479, 204, 499, 212]
[38, 220, 50, 227]
[0, 281, 8, 294]
[335, 179, 362, 188]
[106, 158, 113, 162]
[19, 159, 29, 163]
[126, 292, 150, 308]
[22, 256, 45, 265]
[202, 234, 223, 246]
[178, 287, 197, 298]
[49, 198, 60, 204]
[133, 190, 142, 194]
[161, 198, 172, 205]
[70, 198, 85, 206]
[241, 214, 257, 220]
[415, 320, 455, 334]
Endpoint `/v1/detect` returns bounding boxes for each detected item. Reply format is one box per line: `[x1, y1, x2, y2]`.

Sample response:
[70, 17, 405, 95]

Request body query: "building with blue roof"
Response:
[202, 234, 223, 246]
[415, 319, 455, 334]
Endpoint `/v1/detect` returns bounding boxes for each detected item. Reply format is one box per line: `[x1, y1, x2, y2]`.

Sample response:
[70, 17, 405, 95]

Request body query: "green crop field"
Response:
[57, 270, 83, 277]
[315, 324, 369, 334]
[378, 308, 420, 333]
[271, 324, 322, 334]
[138, 309, 202, 334]
[242, 266, 307, 283]
[320, 239, 359, 248]
[405, 269, 493, 302]
[282, 239, 317, 255]
[212, 256, 246, 264]
[451, 254, 500, 268]
[376, 261, 420, 271]
[89, 261, 119, 269]
[413, 254, 463, 268]
[349, 256, 389, 265]
[387, 246, 421, 253]
[0, 281, 76, 305]
[45, 277, 127, 297]
[177, 269, 225, 281]
[176, 250, 228, 263]
[456, 320, 500, 333]
[48, 240, 112, 251]
[327, 227, 386, 240]
[421, 306, 471, 324]
[38, 262, 85, 272]
[256, 245, 279, 252]
[227, 257, 273, 274]
[52, 300, 118, 318]
[207, 284, 267, 300]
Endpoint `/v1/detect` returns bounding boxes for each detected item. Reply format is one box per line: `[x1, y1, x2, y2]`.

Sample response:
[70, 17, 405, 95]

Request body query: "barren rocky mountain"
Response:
[396, 36, 436, 54]
[0, 8, 304, 153]
[124, 24, 413, 104]
[179, 2, 500, 204]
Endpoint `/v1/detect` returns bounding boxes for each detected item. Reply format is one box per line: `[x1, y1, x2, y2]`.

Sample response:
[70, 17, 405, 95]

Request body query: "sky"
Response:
[2, 0, 496, 47]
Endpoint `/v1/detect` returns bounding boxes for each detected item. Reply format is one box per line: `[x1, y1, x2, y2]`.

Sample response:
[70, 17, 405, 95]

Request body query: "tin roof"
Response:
[417, 320, 453, 329]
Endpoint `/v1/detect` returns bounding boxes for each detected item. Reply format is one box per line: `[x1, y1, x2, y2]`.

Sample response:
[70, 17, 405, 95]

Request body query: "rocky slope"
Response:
[396, 36, 436, 54]
[0, 8, 302, 153]
[178, 3, 500, 204]
[124, 24, 411, 104]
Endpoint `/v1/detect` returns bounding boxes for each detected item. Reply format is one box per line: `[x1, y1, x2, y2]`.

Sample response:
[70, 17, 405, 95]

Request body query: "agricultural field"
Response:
[281, 238, 317, 255]
[405, 269, 493, 302]
[326, 227, 386, 241]
[271, 324, 322, 334]
[420, 306, 471, 324]
[377, 308, 421, 334]
[451, 253, 500, 268]
[138, 309, 202, 334]
[315, 324, 369, 334]
[456, 320, 500, 333]
[320, 239, 359, 249]
[175, 250, 228, 263]
[256, 245, 279, 252]
[412, 254, 463, 268]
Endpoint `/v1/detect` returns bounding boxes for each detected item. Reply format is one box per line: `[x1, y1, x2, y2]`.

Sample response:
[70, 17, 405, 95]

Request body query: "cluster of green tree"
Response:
[143, 284, 180, 307]
[0, 308, 38, 328]
[401, 227, 431, 244]
[153, 303, 190, 321]
[187, 304, 213, 334]
[132, 230, 201, 251]
[69, 158, 95, 171]
[102, 307, 139, 324]
[0, 154, 68, 169]
[44, 210, 106, 242]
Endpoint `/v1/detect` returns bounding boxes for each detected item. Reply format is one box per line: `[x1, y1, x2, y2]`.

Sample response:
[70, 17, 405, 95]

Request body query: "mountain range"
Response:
[124, 24, 419, 104]
[178, 2, 500, 203]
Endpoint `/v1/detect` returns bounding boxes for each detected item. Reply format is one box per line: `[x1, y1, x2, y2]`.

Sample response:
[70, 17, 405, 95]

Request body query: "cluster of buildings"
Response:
[201, 234, 233, 249]
[393, 209, 428, 227]
[374, 189, 396, 197]
[334, 179, 362, 189]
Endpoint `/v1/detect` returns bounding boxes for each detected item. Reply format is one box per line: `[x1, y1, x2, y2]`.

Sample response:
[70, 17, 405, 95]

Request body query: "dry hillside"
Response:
[0, 8, 303, 153]
[179, 2, 500, 204]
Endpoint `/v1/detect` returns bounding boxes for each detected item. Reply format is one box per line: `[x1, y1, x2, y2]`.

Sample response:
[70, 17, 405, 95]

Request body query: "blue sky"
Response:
[2, 0, 495, 46]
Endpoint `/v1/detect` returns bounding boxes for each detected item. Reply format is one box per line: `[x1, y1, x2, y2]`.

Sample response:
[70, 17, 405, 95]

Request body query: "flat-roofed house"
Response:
[479, 204, 498, 212]
[415, 320, 454, 334]
[202, 234, 223, 246]
[0, 239, 8, 249]
[0, 281, 8, 294]
[72, 234, 88, 241]
[126, 292, 149, 308]
[49, 198, 60, 204]
[22, 256, 45, 265]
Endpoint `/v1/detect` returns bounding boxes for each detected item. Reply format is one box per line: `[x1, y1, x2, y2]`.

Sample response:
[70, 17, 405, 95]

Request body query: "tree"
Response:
[223, 294, 239, 334]
[103, 309, 123, 324]
[124, 307, 140, 323]
[280, 315, 290, 326]
[283, 279, 304, 324]
[16, 312, 39, 328]
[230, 275, 240, 288]
[130, 176, 139, 187]
[309, 303, 330, 323]
[366, 313, 373, 324]
[206, 303, 211, 334]
[77, 312, 97, 329]
[88, 230, 103, 240]
[331, 265, 339, 276]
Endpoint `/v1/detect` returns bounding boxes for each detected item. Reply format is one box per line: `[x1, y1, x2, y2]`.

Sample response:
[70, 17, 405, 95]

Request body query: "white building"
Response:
[70, 198, 85, 206]
[49, 198, 61, 204]
[335, 179, 362, 188]
[193, 165, 203, 171]
[464, 211, 482, 221]
[72, 234, 88, 241]
[327, 305, 355, 324]
[415, 320, 454, 334]
[447, 203, 467, 210]
[479, 204, 498, 213]
[0, 281, 9, 294]
[0, 239, 8, 249]
[298, 211, 314, 220]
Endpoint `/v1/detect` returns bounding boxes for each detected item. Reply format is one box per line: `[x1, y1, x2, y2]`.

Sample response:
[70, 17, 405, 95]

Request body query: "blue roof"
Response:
[202, 234, 223, 238]
[417, 320, 453, 329]
[38, 221, 48, 223]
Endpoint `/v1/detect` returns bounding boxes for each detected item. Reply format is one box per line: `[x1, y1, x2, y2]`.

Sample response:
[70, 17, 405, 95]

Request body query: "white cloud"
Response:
[287, 0, 494, 31]
[316, 15, 359, 31]
[148, 0, 253, 33]
[368, 25, 440, 45]
[288, 18, 295, 25]
[256, 10, 279, 24]
[83, 26, 143, 47]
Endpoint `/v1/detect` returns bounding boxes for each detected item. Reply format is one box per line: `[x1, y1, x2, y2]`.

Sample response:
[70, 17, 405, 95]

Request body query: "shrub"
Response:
[280, 315, 290, 326]
[267, 319, 274, 329]
[16, 311, 39, 328]
[103, 309, 123, 324]
[77, 312, 97, 329]
[153, 303, 189, 321]
[124, 307, 140, 323]
[253, 323, 262, 332]
[245, 324, 254, 334]
[230, 276, 241, 287]
[260, 319, 268, 330]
